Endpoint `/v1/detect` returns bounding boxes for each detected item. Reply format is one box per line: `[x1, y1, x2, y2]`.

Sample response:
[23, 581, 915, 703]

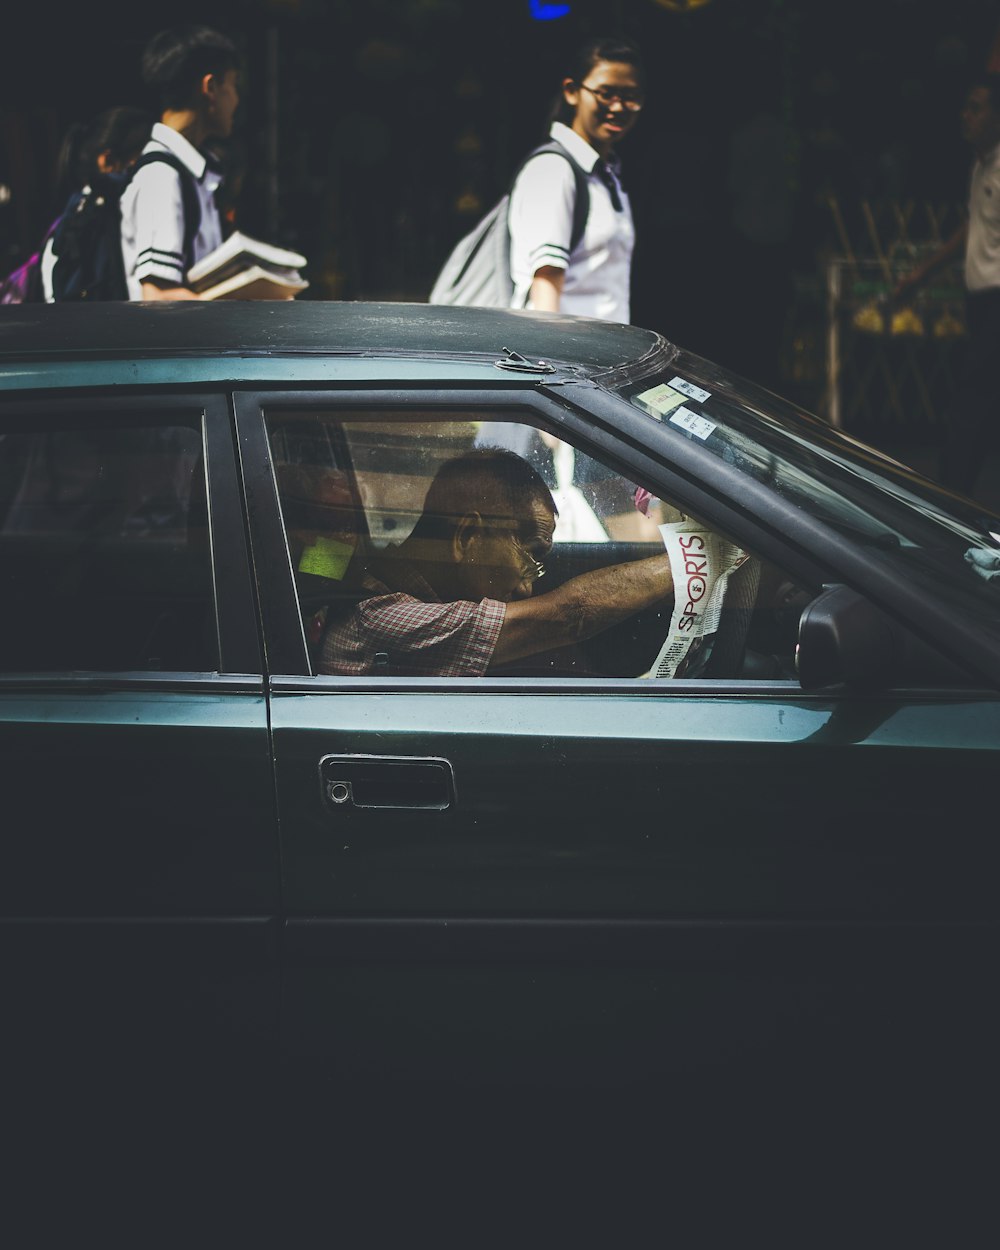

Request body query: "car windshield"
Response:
[619, 365, 1000, 628]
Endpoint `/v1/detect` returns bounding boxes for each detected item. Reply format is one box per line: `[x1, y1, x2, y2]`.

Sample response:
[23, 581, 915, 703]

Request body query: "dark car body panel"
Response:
[1, 304, 997, 1175]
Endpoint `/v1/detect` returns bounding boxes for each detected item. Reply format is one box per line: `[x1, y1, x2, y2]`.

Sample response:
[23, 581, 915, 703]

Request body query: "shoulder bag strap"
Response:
[129, 151, 203, 270]
[513, 140, 591, 254]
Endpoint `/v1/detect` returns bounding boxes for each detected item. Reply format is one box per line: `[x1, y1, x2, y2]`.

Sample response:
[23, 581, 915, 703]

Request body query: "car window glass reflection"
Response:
[0, 421, 215, 673]
[266, 412, 810, 681]
[474, 422, 664, 544]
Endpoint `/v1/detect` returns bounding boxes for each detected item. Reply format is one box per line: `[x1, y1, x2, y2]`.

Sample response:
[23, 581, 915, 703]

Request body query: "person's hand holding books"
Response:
[187, 231, 309, 300]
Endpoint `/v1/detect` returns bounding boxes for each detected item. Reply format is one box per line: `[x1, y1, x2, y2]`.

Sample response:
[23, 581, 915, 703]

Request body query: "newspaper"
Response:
[648, 513, 749, 679]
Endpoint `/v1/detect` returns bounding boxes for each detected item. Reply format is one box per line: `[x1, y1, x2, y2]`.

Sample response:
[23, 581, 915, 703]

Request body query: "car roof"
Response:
[0, 301, 665, 374]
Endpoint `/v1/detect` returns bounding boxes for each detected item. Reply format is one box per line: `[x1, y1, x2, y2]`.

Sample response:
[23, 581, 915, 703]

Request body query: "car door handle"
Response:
[319, 754, 456, 811]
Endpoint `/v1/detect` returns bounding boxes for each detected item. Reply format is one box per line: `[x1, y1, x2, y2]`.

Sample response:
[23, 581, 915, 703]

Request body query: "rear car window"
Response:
[0, 416, 215, 672]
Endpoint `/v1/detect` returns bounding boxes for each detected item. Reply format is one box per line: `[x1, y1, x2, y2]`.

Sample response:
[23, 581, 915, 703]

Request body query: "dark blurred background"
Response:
[3, 0, 1000, 481]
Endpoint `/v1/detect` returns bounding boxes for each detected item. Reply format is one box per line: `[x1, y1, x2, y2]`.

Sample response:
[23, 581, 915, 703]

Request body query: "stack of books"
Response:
[187, 231, 309, 300]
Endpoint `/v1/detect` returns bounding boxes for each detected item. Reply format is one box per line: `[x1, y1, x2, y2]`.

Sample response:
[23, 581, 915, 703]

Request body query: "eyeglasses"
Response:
[509, 532, 546, 582]
[578, 83, 644, 112]
[483, 521, 548, 582]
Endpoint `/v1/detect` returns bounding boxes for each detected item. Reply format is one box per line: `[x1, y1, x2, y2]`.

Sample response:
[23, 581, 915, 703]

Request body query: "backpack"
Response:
[51, 151, 202, 302]
[429, 140, 590, 308]
[0, 150, 202, 304]
[0, 223, 55, 304]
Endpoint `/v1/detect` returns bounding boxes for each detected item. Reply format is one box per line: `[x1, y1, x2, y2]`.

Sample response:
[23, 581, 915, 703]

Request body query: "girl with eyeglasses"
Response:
[507, 35, 644, 322]
[487, 37, 650, 542]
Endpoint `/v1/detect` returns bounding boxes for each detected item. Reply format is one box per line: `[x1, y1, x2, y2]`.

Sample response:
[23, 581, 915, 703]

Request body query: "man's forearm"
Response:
[493, 554, 673, 665]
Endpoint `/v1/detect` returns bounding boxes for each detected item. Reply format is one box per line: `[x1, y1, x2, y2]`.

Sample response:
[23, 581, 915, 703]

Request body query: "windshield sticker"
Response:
[633, 383, 689, 419]
[667, 377, 712, 403]
[669, 406, 717, 440]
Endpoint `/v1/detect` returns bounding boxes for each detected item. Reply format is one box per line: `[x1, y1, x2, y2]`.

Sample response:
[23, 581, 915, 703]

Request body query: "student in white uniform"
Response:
[39, 106, 151, 302]
[508, 36, 644, 322]
[494, 37, 648, 540]
[120, 25, 241, 300]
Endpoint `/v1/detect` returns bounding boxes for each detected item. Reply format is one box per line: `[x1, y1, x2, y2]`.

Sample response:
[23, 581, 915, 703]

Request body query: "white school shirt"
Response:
[966, 142, 1000, 293]
[40, 236, 57, 303]
[508, 121, 635, 323]
[119, 123, 224, 299]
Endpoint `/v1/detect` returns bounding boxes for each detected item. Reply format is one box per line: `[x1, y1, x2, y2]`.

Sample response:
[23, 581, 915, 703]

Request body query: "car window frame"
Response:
[0, 390, 262, 685]
[233, 382, 998, 694]
[234, 386, 829, 688]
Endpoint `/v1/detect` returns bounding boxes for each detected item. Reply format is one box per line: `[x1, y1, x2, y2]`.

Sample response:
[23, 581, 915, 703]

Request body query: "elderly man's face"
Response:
[457, 496, 555, 603]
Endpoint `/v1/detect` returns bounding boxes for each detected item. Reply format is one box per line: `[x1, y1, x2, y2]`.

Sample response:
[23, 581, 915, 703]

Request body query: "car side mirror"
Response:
[795, 584, 897, 691]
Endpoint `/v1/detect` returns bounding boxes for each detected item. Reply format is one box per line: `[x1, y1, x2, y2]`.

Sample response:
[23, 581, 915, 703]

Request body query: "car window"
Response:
[266, 410, 812, 682]
[0, 416, 215, 673]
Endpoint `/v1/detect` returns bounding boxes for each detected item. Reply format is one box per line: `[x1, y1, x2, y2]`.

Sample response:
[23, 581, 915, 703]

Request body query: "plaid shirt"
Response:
[319, 560, 506, 677]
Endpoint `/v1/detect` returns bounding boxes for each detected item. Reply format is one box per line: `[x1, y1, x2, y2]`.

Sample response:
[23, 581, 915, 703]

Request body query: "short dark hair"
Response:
[415, 448, 556, 540]
[141, 25, 240, 111]
[56, 105, 151, 194]
[551, 36, 645, 127]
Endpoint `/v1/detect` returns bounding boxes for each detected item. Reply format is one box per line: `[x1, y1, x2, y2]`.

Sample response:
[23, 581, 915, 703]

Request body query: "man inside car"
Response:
[317, 448, 673, 677]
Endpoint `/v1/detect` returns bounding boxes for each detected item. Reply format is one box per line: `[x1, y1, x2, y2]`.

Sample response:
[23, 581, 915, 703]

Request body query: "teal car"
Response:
[2, 301, 998, 1168]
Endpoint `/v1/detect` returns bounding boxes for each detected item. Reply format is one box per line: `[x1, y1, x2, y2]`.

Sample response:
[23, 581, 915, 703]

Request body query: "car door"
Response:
[235, 384, 1000, 1117]
[0, 392, 280, 1122]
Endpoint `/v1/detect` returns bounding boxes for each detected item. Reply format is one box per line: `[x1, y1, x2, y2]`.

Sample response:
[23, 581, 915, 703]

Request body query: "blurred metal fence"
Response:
[824, 197, 967, 432]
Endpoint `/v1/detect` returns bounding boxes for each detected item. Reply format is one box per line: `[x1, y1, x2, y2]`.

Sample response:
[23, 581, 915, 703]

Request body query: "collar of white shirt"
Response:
[978, 141, 1000, 173]
[148, 122, 209, 181]
[549, 122, 599, 173]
